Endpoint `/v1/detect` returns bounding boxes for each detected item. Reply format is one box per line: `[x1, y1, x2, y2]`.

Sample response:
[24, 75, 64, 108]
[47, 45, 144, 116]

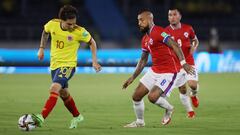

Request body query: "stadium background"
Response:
[0, 0, 240, 135]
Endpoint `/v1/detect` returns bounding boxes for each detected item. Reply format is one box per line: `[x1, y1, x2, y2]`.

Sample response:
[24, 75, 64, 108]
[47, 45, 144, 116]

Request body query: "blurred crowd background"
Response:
[0, 0, 239, 52]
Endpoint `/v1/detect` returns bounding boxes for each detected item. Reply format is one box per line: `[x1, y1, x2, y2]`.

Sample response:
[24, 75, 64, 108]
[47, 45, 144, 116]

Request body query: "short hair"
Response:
[168, 7, 181, 14]
[138, 9, 152, 15]
[58, 5, 78, 20]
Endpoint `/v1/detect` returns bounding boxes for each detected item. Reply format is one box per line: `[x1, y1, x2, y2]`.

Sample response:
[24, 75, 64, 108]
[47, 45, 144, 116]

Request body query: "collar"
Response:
[170, 23, 181, 30]
[147, 24, 155, 36]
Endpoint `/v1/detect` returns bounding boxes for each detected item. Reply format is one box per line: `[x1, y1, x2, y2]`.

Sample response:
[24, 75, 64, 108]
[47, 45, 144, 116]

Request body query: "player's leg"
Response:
[59, 88, 83, 129]
[32, 82, 62, 127]
[187, 66, 199, 108]
[60, 88, 80, 117]
[178, 84, 195, 118]
[188, 80, 199, 107]
[33, 67, 75, 127]
[124, 82, 149, 128]
[148, 85, 174, 125]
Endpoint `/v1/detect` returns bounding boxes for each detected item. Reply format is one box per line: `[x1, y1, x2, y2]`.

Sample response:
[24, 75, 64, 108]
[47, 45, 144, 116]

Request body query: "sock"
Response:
[62, 95, 80, 117]
[154, 96, 174, 110]
[133, 100, 144, 123]
[179, 93, 193, 112]
[41, 92, 59, 119]
[190, 84, 199, 96]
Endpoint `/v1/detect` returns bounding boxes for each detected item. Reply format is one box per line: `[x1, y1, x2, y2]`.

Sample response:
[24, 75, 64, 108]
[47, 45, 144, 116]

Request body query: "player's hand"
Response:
[183, 63, 195, 75]
[122, 76, 134, 90]
[37, 48, 44, 61]
[92, 62, 101, 72]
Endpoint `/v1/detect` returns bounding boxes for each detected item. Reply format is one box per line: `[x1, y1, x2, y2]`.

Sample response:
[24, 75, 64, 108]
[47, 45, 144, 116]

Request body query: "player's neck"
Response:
[170, 23, 181, 30]
[60, 22, 68, 31]
[148, 23, 155, 34]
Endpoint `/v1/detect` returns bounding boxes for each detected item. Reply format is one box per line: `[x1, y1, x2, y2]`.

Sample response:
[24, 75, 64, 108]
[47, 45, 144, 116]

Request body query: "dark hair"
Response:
[138, 9, 152, 15]
[58, 5, 78, 20]
[169, 7, 181, 14]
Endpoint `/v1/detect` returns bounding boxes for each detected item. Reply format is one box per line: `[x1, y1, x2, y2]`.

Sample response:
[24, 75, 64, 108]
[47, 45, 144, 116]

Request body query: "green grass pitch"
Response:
[0, 73, 240, 135]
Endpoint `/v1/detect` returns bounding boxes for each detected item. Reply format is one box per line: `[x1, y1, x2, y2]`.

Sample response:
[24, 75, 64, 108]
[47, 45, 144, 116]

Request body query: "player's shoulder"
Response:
[74, 25, 87, 32]
[48, 18, 60, 23]
[164, 25, 172, 32]
[154, 25, 165, 31]
[152, 25, 169, 38]
[151, 25, 166, 36]
[46, 18, 60, 25]
[181, 23, 193, 29]
[51, 18, 61, 22]
[165, 25, 171, 30]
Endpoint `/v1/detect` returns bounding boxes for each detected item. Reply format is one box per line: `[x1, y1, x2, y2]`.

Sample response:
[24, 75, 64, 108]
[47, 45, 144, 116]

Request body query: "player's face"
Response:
[62, 18, 76, 31]
[168, 10, 181, 25]
[138, 14, 149, 33]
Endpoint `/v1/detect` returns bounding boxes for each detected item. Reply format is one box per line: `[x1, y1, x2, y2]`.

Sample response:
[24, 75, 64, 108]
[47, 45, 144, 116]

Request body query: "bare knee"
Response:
[188, 81, 198, 90]
[148, 92, 159, 104]
[132, 93, 143, 102]
[179, 84, 187, 94]
[59, 89, 69, 99]
[148, 86, 162, 103]
[132, 83, 148, 102]
[49, 83, 62, 94]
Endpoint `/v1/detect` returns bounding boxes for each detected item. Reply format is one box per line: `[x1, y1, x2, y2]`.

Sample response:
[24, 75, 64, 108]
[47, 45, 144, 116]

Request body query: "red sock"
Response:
[62, 96, 80, 117]
[41, 92, 59, 119]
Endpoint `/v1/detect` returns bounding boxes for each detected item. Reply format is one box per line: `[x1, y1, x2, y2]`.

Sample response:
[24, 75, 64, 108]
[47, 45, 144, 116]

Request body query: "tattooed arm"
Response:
[122, 51, 149, 89]
[38, 30, 49, 60]
[165, 37, 195, 75]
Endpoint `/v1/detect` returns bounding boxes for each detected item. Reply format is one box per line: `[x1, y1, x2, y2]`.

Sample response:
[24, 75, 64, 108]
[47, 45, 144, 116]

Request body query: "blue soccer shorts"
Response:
[51, 67, 75, 89]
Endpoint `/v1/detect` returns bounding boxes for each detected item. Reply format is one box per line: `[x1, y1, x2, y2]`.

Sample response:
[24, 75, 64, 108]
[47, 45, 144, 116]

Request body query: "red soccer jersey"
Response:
[165, 23, 196, 65]
[141, 25, 181, 73]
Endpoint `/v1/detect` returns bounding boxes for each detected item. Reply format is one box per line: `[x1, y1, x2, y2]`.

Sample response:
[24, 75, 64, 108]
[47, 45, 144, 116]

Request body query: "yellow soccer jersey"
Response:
[44, 19, 92, 70]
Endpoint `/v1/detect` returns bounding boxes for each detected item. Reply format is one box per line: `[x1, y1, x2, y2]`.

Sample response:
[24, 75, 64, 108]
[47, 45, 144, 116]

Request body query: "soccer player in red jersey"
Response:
[122, 11, 194, 127]
[165, 8, 200, 118]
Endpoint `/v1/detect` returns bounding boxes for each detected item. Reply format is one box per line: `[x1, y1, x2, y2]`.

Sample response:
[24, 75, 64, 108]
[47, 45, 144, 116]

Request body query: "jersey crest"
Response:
[184, 32, 189, 38]
[67, 35, 73, 41]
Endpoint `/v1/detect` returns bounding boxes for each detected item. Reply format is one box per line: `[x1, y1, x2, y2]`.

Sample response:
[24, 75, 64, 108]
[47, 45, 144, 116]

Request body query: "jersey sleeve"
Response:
[189, 26, 196, 39]
[141, 37, 149, 52]
[157, 27, 170, 44]
[78, 28, 92, 43]
[44, 20, 52, 33]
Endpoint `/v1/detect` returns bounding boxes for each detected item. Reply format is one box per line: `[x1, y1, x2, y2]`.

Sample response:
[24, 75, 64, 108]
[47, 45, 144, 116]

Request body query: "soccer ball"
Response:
[18, 114, 36, 131]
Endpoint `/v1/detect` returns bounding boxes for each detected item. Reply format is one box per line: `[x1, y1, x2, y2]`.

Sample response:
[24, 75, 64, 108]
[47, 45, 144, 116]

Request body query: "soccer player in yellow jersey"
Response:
[32, 5, 101, 129]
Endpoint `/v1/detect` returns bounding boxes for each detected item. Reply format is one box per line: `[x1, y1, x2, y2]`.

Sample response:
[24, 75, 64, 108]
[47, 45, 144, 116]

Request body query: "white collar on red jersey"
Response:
[149, 24, 155, 33]
[170, 23, 181, 30]
[146, 24, 155, 35]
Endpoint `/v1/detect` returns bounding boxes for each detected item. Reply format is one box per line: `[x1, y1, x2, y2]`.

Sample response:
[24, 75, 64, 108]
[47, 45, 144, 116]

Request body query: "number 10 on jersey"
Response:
[56, 40, 64, 49]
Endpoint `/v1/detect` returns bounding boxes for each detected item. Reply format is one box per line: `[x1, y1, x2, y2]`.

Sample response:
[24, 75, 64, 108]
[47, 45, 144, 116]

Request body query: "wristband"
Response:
[39, 47, 45, 49]
[180, 60, 186, 66]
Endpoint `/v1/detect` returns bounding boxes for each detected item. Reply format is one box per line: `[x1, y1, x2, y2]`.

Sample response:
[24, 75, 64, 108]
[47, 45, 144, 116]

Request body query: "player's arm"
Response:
[165, 37, 195, 75]
[88, 38, 102, 72]
[190, 36, 199, 54]
[38, 30, 49, 60]
[166, 37, 185, 61]
[122, 51, 149, 89]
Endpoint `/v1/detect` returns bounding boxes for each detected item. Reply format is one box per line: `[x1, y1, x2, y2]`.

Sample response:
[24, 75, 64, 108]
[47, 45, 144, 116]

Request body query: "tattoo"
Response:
[166, 37, 185, 61]
[40, 30, 49, 48]
[132, 51, 149, 79]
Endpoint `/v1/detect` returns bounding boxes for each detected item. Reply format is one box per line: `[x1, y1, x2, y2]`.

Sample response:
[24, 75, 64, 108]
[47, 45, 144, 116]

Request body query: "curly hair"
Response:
[58, 5, 78, 20]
